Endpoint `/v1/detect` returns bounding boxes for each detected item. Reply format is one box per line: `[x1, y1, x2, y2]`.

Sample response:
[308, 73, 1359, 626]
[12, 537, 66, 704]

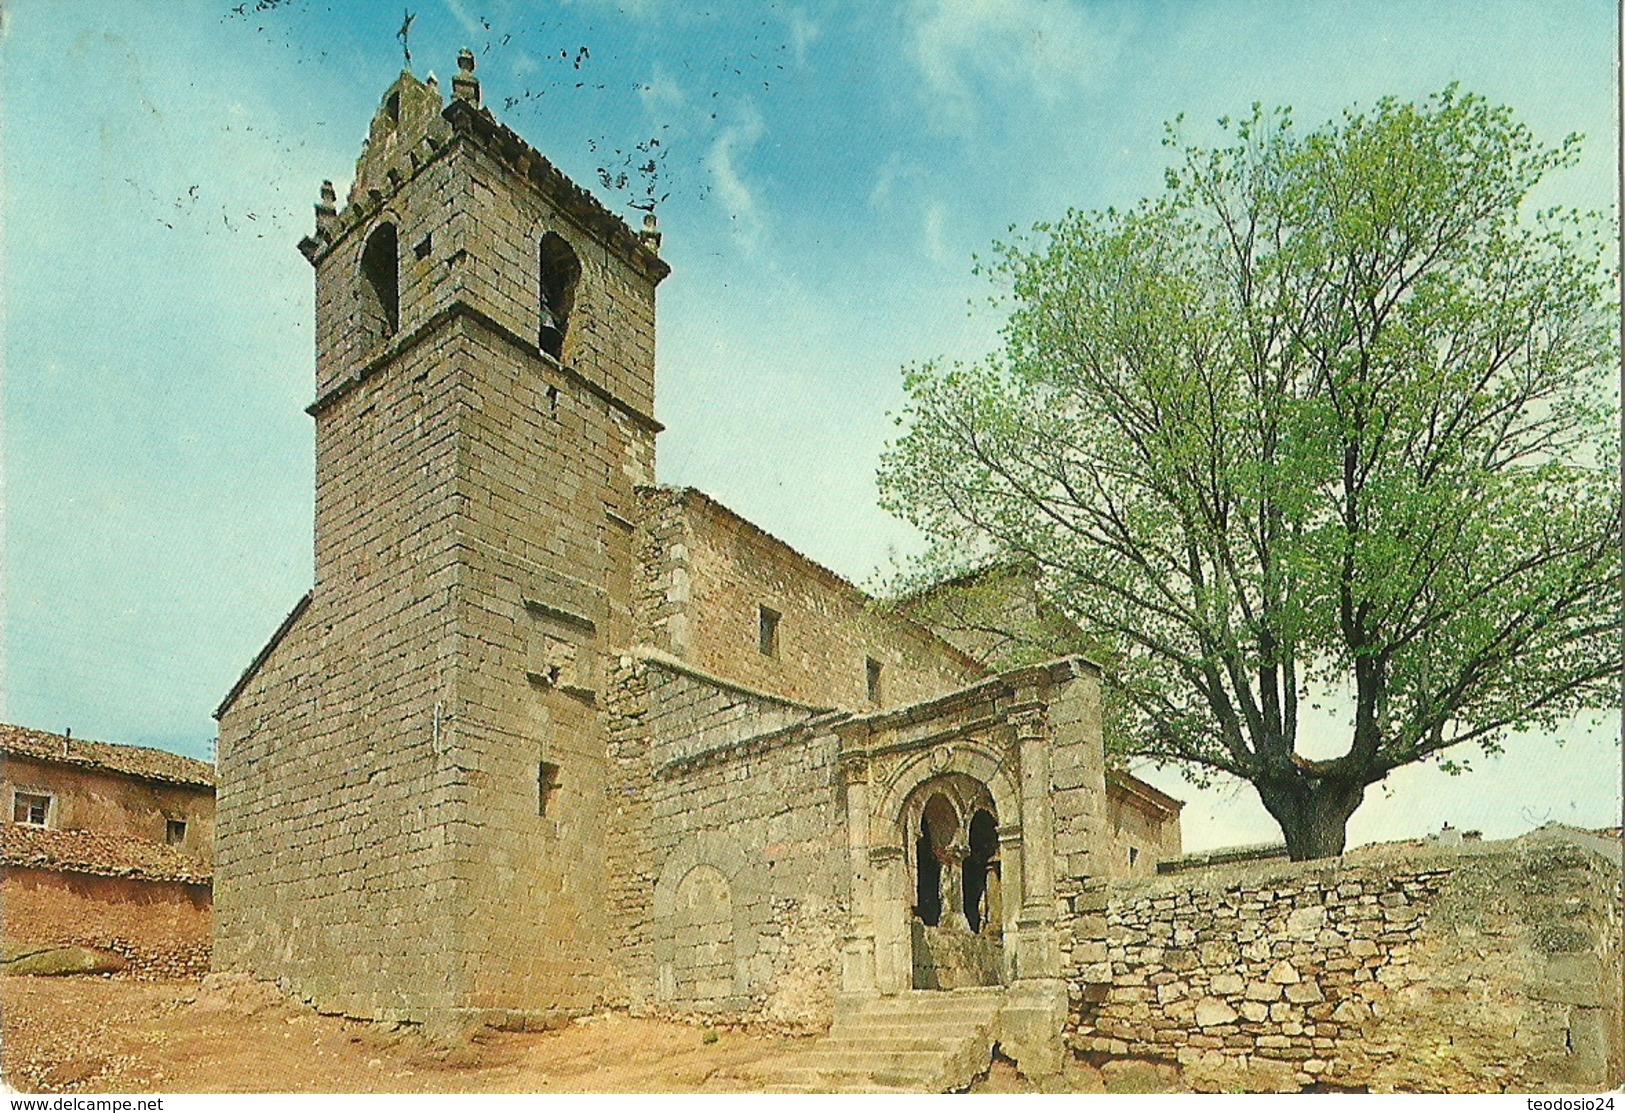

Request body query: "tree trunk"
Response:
[1253, 776, 1367, 861]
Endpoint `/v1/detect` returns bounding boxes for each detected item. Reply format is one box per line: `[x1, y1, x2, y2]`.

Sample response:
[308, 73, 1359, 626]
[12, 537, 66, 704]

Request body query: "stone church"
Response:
[213, 55, 1181, 1069]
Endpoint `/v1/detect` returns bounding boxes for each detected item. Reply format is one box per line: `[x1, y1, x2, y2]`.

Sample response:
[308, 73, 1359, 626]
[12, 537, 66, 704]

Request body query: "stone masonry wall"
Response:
[217, 322, 466, 1023]
[606, 655, 847, 1029]
[1103, 781, 1182, 880]
[1060, 832, 1621, 1093]
[636, 486, 985, 712]
[3, 868, 211, 980]
[449, 309, 655, 1016]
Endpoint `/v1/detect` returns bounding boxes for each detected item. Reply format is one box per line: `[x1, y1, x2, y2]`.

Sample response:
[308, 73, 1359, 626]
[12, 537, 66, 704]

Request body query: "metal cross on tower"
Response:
[398, 9, 416, 68]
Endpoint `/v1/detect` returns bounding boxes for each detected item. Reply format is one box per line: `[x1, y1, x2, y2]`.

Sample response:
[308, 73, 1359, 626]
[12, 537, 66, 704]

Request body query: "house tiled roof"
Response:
[0, 723, 214, 789]
[0, 823, 210, 884]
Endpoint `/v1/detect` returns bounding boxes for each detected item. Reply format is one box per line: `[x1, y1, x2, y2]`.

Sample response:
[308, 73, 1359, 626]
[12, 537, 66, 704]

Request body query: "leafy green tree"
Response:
[880, 88, 1620, 860]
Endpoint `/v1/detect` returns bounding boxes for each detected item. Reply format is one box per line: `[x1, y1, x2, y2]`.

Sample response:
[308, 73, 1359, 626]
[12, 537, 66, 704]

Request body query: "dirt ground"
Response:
[0, 975, 815, 1094]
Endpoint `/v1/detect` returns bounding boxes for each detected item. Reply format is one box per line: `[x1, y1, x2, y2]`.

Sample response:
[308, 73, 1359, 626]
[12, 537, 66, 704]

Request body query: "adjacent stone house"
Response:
[1, 723, 214, 977]
[211, 57, 1179, 1063]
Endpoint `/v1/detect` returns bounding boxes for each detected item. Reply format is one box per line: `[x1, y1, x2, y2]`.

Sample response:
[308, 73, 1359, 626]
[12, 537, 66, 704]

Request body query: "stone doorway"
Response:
[904, 774, 1003, 989]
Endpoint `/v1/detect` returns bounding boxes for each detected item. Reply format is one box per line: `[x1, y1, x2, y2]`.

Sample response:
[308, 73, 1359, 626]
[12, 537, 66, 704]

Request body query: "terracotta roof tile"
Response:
[0, 824, 210, 884]
[0, 723, 214, 788]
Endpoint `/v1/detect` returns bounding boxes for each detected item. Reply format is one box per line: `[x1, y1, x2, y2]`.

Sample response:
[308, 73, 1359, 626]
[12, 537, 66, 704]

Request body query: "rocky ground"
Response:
[0, 975, 816, 1094]
[0, 975, 1183, 1094]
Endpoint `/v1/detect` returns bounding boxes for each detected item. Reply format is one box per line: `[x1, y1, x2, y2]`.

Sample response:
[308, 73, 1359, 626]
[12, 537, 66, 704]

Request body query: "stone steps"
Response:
[734, 988, 1007, 1093]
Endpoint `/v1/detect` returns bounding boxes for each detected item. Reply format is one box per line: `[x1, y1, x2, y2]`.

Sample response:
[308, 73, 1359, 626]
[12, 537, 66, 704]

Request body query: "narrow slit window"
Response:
[538, 761, 561, 816]
[166, 819, 187, 846]
[758, 605, 781, 658]
[866, 657, 883, 704]
[1128, 846, 1140, 868]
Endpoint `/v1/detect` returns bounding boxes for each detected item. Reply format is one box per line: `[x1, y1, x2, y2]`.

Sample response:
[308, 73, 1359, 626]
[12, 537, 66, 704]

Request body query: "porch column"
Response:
[839, 754, 877, 994]
[869, 844, 909, 994]
[1012, 706, 1056, 942]
[1004, 700, 1068, 1078]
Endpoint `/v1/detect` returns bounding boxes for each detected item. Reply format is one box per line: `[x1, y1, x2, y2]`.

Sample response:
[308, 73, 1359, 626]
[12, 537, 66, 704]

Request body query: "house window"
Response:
[538, 761, 561, 816]
[166, 819, 187, 846]
[360, 221, 400, 340]
[866, 657, 883, 704]
[538, 232, 581, 360]
[758, 605, 781, 658]
[12, 791, 50, 827]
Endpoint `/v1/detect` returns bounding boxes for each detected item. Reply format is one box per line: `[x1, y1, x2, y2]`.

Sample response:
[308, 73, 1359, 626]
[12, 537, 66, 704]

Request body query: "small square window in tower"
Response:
[13, 791, 50, 827]
[166, 819, 188, 846]
[758, 605, 781, 658]
[866, 657, 883, 704]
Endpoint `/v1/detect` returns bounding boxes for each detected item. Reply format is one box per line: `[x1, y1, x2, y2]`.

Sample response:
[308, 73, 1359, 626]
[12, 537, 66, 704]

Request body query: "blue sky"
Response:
[2, 0, 1617, 850]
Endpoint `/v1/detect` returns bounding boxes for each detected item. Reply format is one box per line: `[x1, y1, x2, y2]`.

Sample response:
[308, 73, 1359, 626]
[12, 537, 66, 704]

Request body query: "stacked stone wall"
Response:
[3, 869, 211, 980]
[1060, 834, 1620, 1092]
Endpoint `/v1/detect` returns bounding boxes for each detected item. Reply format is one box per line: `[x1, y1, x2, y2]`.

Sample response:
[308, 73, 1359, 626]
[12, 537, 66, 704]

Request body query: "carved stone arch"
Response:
[876, 742, 1019, 832]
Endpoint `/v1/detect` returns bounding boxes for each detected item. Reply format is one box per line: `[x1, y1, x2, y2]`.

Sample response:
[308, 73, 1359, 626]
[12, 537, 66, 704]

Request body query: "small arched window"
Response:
[538, 231, 581, 360]
[360, 221, 399, 341]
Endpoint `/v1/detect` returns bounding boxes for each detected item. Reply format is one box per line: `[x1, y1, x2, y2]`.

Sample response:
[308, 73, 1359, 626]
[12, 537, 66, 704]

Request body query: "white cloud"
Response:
[868, 152, 914, 210]
[438, 0, 484, 40]
[706, 104, 767, 250]
[922, 199, 952, 265]
[787, 8, 822, 69]
[638, 62, 689, 123]
[907, 0, 1122, 127]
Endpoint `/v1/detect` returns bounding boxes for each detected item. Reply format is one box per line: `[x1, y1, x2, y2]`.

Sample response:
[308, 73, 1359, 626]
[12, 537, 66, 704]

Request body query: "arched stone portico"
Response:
[833, 660, 1102, 1075]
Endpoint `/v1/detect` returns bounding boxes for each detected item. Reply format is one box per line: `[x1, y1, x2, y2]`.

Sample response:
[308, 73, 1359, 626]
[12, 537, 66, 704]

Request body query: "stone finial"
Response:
[425, 71, 439, 97]
[638, 212, 662, 253]
[315, 179, 339, 237]
[452, 48, 480, 105]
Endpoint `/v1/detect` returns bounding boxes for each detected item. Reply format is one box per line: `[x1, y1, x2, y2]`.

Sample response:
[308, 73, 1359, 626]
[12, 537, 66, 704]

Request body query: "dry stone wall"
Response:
[1061, 832, 1621, 1093]
[3, 868, 211, 980]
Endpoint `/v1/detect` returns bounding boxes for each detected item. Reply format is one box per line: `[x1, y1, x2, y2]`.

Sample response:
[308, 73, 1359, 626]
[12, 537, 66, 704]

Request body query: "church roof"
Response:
[0, 722, 213, 789]
[213, 591, 312, 721]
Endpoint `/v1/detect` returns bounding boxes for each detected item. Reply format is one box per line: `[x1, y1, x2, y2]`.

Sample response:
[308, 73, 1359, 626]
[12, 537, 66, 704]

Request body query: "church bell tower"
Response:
[214, 50, 669, 1025]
